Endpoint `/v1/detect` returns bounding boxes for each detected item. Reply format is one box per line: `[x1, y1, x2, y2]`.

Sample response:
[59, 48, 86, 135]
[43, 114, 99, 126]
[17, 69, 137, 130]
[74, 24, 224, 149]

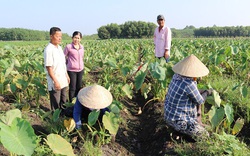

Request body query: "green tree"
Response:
[97, 26, 110, 39]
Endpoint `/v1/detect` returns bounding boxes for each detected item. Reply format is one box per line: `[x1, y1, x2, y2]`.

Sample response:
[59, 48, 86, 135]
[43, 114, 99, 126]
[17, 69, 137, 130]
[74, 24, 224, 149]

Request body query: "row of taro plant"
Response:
[0, 41, 123, 155]
[86, 38, 250, 155]
[1, 38, 250, 155]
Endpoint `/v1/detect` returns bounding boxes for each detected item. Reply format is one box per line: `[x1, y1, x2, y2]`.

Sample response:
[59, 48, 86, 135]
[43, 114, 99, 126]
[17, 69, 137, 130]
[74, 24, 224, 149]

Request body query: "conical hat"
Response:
[172, 54, 209, 77]
[77, 84, 113, 109]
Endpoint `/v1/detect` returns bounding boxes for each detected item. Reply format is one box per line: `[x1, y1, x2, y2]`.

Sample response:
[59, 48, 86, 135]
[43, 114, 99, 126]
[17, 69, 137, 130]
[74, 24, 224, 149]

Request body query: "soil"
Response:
[1, 91, 250, 156]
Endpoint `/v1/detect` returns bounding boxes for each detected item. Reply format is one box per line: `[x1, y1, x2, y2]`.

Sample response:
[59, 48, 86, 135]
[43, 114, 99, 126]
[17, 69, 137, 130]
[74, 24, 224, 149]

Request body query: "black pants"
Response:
[68, 70, 84, 102]
[49, 87, 67, 111]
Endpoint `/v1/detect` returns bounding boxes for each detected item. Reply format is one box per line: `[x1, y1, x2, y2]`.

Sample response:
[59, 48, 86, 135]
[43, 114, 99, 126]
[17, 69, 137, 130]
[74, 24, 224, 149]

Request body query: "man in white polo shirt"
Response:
[154, 14, 172, 62]
[44, 27, 70, 111]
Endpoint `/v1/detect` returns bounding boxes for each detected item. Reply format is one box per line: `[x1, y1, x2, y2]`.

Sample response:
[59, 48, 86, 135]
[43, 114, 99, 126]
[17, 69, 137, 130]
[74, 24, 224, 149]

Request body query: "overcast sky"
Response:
[1, 0, 249, 35]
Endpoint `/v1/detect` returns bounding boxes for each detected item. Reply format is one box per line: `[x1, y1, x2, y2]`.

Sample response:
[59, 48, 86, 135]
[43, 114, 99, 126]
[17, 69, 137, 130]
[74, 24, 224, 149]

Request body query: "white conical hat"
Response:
[77, 84, 113, 109]
[172, 54, 209, 77]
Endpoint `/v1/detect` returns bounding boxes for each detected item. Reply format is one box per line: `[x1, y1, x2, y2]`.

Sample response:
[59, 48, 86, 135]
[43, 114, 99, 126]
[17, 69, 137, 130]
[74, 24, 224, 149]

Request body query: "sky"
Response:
[1, 0, 250, 35]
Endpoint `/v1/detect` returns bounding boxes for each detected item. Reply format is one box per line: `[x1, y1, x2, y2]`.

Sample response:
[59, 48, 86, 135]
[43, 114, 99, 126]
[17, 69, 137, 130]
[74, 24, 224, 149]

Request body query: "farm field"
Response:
[0, 38, 250, 155]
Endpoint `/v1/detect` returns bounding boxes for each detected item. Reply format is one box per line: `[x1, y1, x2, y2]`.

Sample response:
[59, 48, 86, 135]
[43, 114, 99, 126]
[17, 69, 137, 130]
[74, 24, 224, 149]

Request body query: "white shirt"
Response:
[154, 26, 172, 57]
[44, 43, 68, 91]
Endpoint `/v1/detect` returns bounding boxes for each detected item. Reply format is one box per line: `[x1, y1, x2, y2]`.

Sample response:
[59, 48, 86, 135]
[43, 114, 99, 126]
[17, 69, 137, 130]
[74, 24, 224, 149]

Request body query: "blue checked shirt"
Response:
[164, 74, 205, 122]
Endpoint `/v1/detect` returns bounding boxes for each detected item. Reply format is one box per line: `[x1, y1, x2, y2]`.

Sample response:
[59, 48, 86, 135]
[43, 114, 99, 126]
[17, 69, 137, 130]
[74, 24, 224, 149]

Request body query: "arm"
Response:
[186, 82, 205, 105]
[63, 46, 70, 84]
[73, 98, 83, 129]
[164, 27, 172, 59]
[46, 66, 61, 90]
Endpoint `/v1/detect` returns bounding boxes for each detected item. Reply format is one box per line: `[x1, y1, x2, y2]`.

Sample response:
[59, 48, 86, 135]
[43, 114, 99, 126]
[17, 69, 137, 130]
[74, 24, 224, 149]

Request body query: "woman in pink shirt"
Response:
[64, 31, 84, 102]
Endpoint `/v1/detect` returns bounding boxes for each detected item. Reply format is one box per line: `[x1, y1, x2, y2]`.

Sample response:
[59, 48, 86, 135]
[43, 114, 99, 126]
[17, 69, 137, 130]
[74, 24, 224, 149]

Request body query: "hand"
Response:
[54, 81, 61, 90]
[206, 88, 214, 96]
[164, 51, 170, 59]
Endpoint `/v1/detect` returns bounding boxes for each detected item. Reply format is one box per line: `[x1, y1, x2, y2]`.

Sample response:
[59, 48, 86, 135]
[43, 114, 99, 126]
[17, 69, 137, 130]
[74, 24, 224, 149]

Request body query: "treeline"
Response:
[98, 22, 250, 39]
[97, 21, 157, 39]
[194, 26, 250, 37]
[1, 25, 250, 41]
[0, 28, 71, 41]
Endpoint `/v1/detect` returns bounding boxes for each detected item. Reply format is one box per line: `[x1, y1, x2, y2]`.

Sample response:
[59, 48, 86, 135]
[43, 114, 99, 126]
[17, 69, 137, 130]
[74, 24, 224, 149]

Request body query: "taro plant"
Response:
[44, 134, 75, 156]
[83, 101, 122, 146]
[206, 89, 244, 135]
[0, 109, 37, 156]
[131, 58, 174, 102]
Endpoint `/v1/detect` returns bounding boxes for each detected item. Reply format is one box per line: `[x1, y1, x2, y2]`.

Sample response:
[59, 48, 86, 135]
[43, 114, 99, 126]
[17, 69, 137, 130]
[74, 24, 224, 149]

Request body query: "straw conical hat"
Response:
[77, 84, 113, 109]
[172, 54, 209, 77]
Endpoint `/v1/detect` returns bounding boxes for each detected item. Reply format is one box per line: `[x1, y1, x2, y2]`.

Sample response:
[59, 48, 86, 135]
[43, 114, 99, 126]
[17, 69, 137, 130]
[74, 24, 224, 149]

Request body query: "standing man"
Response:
[44, 27, 70, 111]
[154, 14, 172, 62]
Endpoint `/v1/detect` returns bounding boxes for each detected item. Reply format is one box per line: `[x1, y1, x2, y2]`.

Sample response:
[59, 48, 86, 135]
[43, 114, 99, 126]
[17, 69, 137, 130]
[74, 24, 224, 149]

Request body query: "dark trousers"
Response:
[49, 87, 67, 111]
[68, 70, 84, 102]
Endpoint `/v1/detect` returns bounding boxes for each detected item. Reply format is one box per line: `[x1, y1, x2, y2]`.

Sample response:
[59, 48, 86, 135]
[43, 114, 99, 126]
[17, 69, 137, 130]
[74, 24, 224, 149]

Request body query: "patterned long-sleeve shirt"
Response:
[164, 74, 204, 122]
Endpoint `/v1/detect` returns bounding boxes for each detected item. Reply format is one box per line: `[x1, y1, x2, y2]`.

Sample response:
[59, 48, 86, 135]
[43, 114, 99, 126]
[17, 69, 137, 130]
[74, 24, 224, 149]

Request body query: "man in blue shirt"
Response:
[164, 54, 212, 138]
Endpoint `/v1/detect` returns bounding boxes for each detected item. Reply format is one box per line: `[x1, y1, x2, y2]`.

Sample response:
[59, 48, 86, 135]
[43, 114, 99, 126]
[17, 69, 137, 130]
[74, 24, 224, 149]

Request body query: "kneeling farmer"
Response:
[73, 84, 112, 129]
[164, 54, 212, 138]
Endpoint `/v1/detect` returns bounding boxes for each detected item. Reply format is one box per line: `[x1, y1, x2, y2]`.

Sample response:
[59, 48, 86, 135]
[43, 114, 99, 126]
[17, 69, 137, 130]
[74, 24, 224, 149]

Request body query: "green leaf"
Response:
[240, 85, 248, 98]
[149, 62, 166, 81]
[122, 84, 133, 99]
[232, 118, 244, 135]
[208, 106, 225, 129]
[0, 118, 37, 156]
[106, 58, 117, 68]
[13, 59, 21, 67]
[0, 109, 22, 126]
[102, 112, 119, 135]
[224, 104, 234, 125]
[52, 109, 61, 122]
[88, 110, 100, 126]
[109, 104, 120, 114]
[10, 83, 17, 93]
[135, 71, 147, 91]
[206, 90, 221, 107]
[4, 63, 14, 77]
[215, 54, 226, 65]
[121, 67, 130, 76]
[45, 134, 75, 156]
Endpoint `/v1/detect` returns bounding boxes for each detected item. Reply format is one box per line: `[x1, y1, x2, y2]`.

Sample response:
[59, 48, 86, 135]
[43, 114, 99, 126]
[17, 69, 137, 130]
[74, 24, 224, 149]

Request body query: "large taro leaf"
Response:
[103, 112, 119, 135]
[122, 84, 133, 99]
[208, 106, 225, 129]
[88, 110, 100, 126]
[135, 71, 147, 91]
[45, 134, 75, 156]
[0, 118, 37, 156]
[149, 62, 166, 81]
[232, 118, 244, 135]
[0, 109, 22, 126]
[206, 90, 221, 107]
